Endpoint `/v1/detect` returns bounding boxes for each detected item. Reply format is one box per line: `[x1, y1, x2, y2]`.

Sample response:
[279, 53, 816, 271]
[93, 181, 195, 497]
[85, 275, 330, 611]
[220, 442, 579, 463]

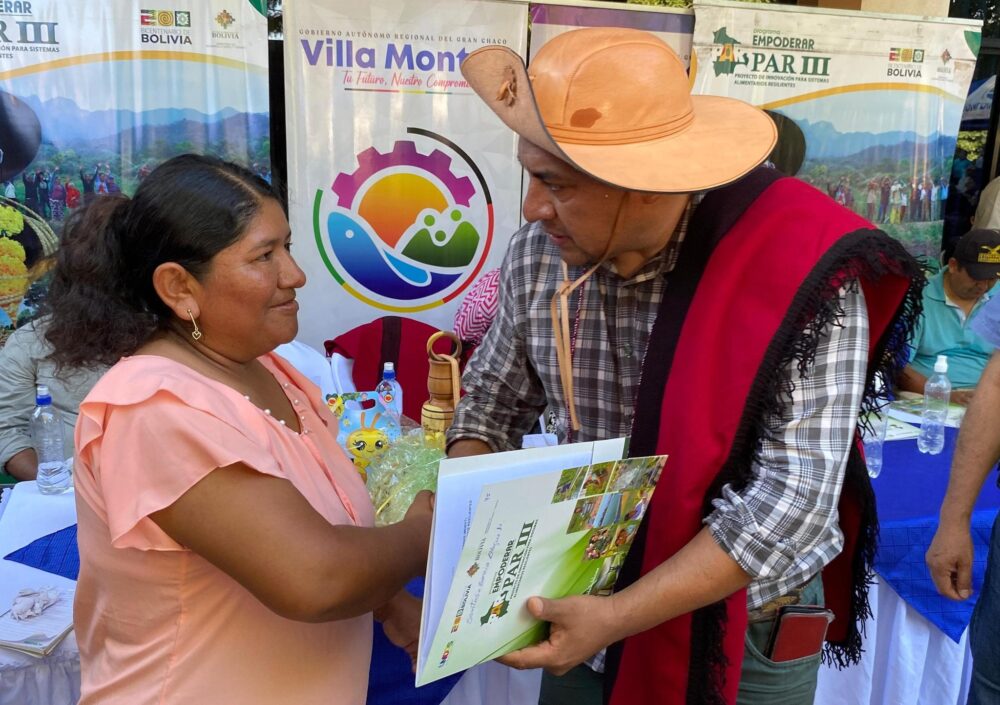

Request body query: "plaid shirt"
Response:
[449, 215, 869, 620]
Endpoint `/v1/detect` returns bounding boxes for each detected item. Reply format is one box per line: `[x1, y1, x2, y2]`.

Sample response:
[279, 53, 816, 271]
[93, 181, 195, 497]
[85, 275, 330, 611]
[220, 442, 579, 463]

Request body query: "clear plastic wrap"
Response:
[366, 428, 445, 526]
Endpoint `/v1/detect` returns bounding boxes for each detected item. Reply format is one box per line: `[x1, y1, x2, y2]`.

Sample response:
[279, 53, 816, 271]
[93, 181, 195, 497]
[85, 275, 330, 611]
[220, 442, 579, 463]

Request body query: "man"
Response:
[926, 293, 1000, 701]
[975, 173, 1000, 230]
[898, 229, 1000, 405]
[0, 318, 105, 480]
[448, 28, 922, 705]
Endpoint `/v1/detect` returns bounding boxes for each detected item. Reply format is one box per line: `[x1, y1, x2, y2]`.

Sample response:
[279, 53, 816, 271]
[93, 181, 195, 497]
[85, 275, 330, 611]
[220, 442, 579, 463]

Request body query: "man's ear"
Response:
[152, 262, 202, 320]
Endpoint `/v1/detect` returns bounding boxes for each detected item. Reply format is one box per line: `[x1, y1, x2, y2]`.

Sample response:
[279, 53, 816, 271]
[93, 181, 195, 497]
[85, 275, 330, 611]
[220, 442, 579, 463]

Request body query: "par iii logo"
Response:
[315, 128, 493, 312]
[710, 26, 831, 79]
[712, 27, 746, 76]
[480, 598, 509, 625]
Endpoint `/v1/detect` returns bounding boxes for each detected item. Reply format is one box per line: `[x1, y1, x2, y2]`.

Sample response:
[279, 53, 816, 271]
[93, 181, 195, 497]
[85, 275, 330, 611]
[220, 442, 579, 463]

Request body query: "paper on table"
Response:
[887, 398, 965, 429]
[884, 417, 921, 441]
[0, 587, 74, 657]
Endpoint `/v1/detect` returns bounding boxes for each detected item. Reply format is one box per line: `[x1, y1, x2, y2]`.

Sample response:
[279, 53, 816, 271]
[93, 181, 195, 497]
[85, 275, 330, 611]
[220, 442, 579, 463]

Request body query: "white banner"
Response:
[692, 0, 981, 260]
[0, 0, 269, 334]
[285, 0, 527, 349]
[529, 1, 693, 67]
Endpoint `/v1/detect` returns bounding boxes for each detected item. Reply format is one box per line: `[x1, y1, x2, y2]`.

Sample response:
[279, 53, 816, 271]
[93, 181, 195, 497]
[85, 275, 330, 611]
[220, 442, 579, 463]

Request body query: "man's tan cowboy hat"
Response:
[460, 27, 777, 193]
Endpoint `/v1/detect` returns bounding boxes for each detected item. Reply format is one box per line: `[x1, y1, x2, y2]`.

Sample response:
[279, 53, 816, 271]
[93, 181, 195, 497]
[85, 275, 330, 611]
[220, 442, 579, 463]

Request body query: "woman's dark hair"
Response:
[44, 154, 279, 367]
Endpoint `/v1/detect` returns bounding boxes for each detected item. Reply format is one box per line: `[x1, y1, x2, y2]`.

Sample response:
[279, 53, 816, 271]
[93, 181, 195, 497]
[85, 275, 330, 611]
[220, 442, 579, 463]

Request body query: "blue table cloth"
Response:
[872, 426, 1000, 642]
[368, 578, 460, 705]
[4, 524, 79, 580]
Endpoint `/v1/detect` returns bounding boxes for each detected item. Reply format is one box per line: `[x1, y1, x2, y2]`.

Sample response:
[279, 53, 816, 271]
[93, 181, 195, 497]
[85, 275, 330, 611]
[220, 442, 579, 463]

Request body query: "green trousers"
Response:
[736, 577, 824, 705]
[538, 579, 824, 705]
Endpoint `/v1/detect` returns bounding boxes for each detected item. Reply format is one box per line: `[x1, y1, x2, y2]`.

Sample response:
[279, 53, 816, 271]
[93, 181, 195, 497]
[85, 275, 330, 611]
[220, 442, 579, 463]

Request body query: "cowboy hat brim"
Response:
[461, 45, 778, 194]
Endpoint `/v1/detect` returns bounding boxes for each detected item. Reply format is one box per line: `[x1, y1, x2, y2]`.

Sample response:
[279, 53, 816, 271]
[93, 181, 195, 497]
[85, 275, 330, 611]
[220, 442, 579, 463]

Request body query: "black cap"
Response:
[953, 229, 1000, 280]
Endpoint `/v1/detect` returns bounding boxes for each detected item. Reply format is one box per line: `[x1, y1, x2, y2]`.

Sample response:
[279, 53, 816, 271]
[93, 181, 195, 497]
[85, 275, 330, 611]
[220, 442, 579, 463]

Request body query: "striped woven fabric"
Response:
[454, 267, 500, 346]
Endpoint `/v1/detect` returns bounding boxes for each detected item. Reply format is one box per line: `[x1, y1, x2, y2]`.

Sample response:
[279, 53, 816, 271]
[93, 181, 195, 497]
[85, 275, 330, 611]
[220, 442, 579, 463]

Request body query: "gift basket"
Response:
[365, 330, 462, 525]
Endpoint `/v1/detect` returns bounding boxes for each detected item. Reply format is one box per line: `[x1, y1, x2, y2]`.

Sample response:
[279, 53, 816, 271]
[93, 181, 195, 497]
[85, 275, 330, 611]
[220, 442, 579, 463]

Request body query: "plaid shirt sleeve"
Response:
[705, 283, 870, 607]
[447, 228, 549, 452]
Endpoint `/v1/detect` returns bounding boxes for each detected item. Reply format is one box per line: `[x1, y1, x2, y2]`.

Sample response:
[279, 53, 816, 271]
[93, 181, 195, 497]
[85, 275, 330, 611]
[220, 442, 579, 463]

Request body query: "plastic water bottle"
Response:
[375, 362, 403, 438]
[30, 385, 71, 494]
[917, 355, 951, 455]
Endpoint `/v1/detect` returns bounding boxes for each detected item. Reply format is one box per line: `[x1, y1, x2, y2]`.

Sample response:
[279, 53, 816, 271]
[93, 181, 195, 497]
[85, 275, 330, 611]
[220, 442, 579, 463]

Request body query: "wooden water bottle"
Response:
[421, 331, 462, 435]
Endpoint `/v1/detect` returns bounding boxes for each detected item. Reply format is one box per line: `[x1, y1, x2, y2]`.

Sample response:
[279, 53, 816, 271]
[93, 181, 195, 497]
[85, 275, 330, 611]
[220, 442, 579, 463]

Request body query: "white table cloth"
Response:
[0, 483, 79, 705]
[816, 576, 973, 705]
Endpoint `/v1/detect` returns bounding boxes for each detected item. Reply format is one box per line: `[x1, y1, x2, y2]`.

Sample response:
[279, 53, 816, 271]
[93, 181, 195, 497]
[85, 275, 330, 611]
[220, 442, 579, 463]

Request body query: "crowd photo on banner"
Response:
[2, 1, 1000, 705]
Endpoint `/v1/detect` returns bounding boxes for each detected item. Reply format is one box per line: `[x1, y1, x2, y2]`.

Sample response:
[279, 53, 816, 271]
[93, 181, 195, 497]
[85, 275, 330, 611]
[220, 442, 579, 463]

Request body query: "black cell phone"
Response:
[764, 605, 833, 662]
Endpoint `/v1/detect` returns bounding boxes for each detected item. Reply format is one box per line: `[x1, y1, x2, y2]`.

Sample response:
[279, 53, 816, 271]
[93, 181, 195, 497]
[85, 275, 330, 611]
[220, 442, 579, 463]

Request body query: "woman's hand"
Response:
[405, 489, 435, 521]
[377, 591, 423, 671]
[402, 490, 435, 568]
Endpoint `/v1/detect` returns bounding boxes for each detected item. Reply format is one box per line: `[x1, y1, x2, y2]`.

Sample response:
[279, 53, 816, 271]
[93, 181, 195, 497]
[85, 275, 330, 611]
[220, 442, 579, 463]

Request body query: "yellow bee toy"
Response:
[346, 411, 390, 480]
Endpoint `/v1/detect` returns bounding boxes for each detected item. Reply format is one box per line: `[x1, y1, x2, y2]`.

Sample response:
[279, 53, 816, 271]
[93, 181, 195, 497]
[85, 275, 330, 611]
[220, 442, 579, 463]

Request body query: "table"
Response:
[817, 426, 1000, 704]
[4, 427, 991, 705]
[0, 483, 79, 705]
[0, 483, 538, 705]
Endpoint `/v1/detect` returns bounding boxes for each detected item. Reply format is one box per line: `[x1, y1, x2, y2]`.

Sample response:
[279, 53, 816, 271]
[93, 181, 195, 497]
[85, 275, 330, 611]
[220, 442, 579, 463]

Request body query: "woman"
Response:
[64, 177, 80, 210]
[48, 175, 66, 220]
[44, 155, 432, 705]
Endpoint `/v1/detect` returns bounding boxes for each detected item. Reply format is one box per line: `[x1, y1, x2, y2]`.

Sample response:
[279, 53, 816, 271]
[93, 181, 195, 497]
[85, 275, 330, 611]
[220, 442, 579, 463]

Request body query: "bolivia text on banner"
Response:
[0, 0, 269, 341]
[284, 0, 527, 348]
[691, 0, 981, 262]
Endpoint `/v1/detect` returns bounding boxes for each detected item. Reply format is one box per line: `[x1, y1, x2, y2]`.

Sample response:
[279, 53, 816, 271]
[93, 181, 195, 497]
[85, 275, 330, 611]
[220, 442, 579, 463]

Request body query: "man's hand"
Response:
[951, 388, 975, 406]
[377, 591, 423, 670]
[447, 439, 492, 458]
[4, 448, 38, 481]
[926, 518, 974, 600]
[498, 594, 621, 675]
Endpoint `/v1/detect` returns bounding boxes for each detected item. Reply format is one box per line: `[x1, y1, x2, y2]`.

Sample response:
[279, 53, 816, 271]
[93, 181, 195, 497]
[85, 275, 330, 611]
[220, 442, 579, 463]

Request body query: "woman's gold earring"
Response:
[187, 308, 203, 341]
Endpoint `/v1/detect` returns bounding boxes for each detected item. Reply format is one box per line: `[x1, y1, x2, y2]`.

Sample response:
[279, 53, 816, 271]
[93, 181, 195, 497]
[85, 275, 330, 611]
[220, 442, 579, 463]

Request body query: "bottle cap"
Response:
[382, 361, 396, 379]
[934, 354, 948, 374]
[35, 384, 52, 404]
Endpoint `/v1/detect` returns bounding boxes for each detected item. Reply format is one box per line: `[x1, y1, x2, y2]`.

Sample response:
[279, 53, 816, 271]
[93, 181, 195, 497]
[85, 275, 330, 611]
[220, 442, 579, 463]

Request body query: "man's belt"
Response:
[746, 585, 806, 624]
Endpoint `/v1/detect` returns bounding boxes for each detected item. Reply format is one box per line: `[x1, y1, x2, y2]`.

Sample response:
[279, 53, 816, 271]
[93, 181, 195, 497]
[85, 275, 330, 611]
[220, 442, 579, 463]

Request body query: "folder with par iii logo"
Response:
[415, 438, 666, 686]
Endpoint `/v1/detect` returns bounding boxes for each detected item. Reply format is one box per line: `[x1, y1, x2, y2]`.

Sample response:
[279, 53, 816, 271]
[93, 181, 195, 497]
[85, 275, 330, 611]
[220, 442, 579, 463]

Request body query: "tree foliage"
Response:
[949, 0, 1000, 39]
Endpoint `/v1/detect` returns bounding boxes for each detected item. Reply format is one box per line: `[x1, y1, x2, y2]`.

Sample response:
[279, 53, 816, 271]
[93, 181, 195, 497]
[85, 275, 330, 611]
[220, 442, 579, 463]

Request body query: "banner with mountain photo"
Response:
[0, 0, 269, 340]
[691, 0, 981, 264]
[283, 0, 526, 348]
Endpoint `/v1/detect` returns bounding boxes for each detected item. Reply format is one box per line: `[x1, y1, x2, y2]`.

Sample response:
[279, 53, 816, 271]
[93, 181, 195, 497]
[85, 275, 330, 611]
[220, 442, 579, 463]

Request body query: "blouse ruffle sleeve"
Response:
[76, 386, 284, 552]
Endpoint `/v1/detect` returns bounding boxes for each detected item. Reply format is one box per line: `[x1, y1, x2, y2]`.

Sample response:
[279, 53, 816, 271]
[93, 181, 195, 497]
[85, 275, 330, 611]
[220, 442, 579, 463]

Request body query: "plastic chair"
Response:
[273, 341, 338, 399]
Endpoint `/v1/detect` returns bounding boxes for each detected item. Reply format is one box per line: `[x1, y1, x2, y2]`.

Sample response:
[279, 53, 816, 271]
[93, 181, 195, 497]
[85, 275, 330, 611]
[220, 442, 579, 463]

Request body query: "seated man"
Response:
[0, 318, 106, 480]
[898, 229, 1000, 404]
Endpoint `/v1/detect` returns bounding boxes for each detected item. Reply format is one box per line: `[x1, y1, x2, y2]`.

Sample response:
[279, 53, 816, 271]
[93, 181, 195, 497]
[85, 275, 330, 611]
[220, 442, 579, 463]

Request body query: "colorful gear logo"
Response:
[332, 141, 475, 209]
[317, 135, 493, 311]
